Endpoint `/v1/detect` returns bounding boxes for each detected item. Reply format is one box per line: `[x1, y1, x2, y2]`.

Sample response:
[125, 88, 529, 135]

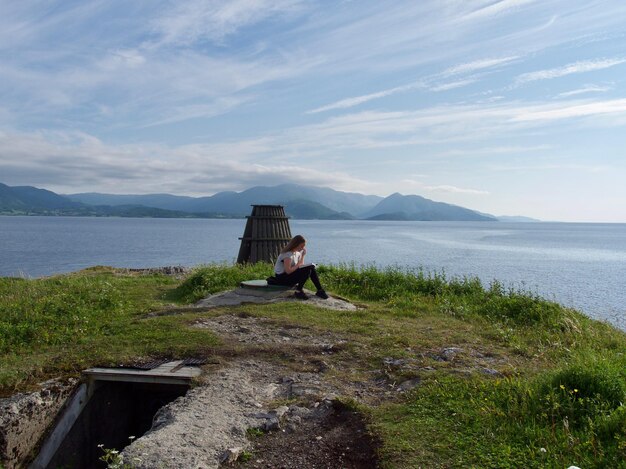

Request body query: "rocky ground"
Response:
[122, 289, 382, 468]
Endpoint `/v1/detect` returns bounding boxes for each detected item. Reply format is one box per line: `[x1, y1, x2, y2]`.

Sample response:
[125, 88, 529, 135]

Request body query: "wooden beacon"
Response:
[236, 205, 292, 264]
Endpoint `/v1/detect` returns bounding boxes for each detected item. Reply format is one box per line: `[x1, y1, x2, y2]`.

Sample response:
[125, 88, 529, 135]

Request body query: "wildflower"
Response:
[559, 385, 565, 390]
[540, 447, 547, 453]
[97, 444, 104, 448]
[574, 389, 578, 393]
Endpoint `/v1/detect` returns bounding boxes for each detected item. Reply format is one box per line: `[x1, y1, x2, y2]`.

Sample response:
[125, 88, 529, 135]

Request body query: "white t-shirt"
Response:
[274, 250, 301, 275]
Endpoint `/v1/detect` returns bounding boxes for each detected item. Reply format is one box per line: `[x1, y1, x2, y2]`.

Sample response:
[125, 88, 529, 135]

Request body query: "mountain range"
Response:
[0, 181, 532, 222]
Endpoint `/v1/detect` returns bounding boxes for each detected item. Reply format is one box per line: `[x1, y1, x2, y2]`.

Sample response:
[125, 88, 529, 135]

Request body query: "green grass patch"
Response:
[0, 269, 220, 392]
[373, 367, 626, 469]
[170, 263, 274, 302]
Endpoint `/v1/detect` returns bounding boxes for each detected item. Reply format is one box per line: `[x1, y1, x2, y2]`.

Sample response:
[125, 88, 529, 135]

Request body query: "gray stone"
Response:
[262, 417, 281, 431]
[441, 347, 464, 361]
[396, 378, 421, 392]
[220, 447, 244, 464]
[383, 357, 410, 368]
[289, 406, 312, 419]
[290, 384, 324, 398]
[286, 415, 302, 425]
[272, 406, 289, 419]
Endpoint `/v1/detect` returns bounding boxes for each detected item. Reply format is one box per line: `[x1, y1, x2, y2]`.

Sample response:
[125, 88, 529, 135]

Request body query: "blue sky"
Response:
[1, 0, 626, 222]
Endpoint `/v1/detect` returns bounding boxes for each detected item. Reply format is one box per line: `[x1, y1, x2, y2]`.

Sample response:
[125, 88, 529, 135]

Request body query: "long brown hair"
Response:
[281, 235, 306, 253]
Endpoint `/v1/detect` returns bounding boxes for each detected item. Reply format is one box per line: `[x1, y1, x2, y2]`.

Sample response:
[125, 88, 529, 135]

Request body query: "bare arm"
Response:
[283, 249, 305, 274]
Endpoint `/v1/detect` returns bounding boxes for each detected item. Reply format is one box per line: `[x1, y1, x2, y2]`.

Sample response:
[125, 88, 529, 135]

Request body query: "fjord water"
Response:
[1, 216, 624, 330]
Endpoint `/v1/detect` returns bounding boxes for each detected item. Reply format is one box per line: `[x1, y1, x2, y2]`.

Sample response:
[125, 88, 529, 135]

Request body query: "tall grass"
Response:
[321, 264, 580, 330]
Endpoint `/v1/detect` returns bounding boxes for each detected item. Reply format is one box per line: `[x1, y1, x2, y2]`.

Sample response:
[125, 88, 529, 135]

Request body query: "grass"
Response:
[0, 267, 221, 393]
[1, 263, 625, 468]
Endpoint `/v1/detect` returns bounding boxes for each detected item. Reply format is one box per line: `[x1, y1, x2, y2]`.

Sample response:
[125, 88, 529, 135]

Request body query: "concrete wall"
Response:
[0, 379, 77, 469]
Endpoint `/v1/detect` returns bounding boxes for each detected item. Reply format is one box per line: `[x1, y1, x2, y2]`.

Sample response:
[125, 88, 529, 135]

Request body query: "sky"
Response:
[1, 0, 626, 222]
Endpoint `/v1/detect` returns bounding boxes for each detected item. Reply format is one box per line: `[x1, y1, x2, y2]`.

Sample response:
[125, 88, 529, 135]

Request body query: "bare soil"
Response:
[236, 401, 378, 469]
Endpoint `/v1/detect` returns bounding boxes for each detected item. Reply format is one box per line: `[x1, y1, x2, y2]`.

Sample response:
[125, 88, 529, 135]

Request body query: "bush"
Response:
[476, 293, 565, 327]
[494, 361, 626, 466]
[536, 364, 626, 428]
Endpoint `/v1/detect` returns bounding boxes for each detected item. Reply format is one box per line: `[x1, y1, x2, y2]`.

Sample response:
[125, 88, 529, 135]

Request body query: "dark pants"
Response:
[273, 265, 323, 291]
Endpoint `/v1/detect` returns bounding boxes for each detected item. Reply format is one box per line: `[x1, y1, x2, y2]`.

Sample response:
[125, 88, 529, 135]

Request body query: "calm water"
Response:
[1, 216, 625, 330]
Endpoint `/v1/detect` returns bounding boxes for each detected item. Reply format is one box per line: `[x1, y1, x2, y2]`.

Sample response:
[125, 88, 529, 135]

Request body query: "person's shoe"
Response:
[294, 290, 309, 300]
[315, 289, 329, 300]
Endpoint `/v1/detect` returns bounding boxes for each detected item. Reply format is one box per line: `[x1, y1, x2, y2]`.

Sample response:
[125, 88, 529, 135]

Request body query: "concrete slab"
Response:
[195, 288, 357, 311]
[83, 361, 201, 386]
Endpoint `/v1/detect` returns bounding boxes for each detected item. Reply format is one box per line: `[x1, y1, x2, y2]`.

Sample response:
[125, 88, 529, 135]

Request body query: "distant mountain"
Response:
[2, 182, 503, 222]
[283, 199, 354, 220]
[0, 182, 82, 212]
[363, 193, 496, 221]
[63, 193, 199, 212]
[68, 184, 382, 216]
[0, 183, 235, 218]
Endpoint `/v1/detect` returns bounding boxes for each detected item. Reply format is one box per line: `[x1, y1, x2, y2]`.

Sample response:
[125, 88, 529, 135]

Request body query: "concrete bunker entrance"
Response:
[31, 360, 201, 469]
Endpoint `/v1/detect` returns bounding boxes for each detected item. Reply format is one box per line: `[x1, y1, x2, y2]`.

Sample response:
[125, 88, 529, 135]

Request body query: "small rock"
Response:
[263, 417, 280, 431]
[273, 406, 289, 419]
[396, 378, 421, 392]
[290, 384, 323, 398]
[441, 347, 463, 361]
[313, 360, 330, 372]
[220, 447, 244, 464]
[288, 406, 312, 419]
[480, 367, 501, 376]
[315, 436, 323, 441]
[383, 357, 409, 368]
[286, 415, 302, 425]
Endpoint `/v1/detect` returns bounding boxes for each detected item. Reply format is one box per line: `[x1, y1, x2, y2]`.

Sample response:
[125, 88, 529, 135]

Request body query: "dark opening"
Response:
[45, 381, 188, 469]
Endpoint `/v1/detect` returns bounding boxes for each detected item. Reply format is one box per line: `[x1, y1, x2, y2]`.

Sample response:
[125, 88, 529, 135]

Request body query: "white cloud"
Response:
[0, 130, 370, 196]
[306, 83, 423, 114]
[152, 0, 305, 46]
[430, 78, 478, 92]
[512, 98, 626, 121]
[460, 0, 538, 22]
[442, 56, 519, 76]
[488, 163, 609, 173]
[515, 58, 626, 84]
[424, 185, 489, 195]
[307, 54, 518, 114]
[557, 85, 611, 97]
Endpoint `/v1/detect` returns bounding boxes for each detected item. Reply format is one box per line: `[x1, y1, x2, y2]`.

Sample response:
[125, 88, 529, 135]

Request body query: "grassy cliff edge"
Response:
[1, 264, 625, 468]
